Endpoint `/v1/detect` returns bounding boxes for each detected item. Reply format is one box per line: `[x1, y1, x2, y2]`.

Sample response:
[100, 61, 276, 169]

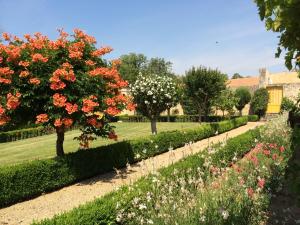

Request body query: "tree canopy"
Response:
[235, 87, 252, 115]
[255, 0, 300, 72]
[119, 53, 174, 83]
[184, 66, 227, 121]
[232, 73, 243, 79]
[0, 29, 133, 155]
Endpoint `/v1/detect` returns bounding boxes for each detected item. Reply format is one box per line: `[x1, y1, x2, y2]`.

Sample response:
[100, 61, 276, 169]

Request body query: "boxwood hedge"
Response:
[0, 117, 248, 208]
[34, 119, 259, 225]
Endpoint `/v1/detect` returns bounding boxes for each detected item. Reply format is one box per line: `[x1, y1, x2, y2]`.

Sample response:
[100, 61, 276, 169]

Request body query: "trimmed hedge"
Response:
[115, 115, 240, 123]
[0, 126, 53, 143]
[34, 120, 259, 225]
[248, 114, 259, 122]
[0, 125, 82, 143]
[0, 117, 247, 208]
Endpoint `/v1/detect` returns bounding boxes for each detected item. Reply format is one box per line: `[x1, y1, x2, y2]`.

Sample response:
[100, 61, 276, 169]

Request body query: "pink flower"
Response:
[258, 178, 265, 189]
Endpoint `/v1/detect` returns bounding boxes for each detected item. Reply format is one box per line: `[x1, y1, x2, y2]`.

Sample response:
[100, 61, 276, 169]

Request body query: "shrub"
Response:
[248, 115, 259, 122]
[235, 87, 251, 115]
[250, 88, 269, 117]
[34, 120, 257, 225]
[280, 97, 295, 112]
[0, 117, 248, 208]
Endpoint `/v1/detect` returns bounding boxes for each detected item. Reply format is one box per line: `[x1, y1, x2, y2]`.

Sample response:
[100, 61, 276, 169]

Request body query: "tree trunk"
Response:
[222, 110, 225, 118]
[198, 107, 202, 123]
[239, 109, 242, 116]
[56, 127, 65, 157]
[151, 118, 157, 134]
[167, 108, 171, 122]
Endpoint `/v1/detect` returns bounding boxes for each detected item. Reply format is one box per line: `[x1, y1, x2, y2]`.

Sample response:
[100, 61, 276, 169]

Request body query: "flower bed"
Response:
[0, 117, 248, 208]
[34, 116, 291, 225]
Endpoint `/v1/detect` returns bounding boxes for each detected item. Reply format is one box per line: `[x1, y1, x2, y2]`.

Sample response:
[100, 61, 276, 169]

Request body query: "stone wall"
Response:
[283, 83, 300, 101]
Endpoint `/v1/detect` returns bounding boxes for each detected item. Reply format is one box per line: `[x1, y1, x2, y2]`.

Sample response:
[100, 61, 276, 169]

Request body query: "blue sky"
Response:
[0, 0, 287, 77]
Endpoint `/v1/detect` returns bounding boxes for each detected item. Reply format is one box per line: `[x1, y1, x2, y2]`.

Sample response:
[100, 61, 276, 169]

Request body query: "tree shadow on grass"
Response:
[266, 128, 300, 225]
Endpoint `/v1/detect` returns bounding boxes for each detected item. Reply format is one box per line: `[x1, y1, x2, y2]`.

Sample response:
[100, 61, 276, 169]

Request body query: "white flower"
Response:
[138, 203, 147, 210]
[220, 209, 229, 220]
[147, 219, 154, 224]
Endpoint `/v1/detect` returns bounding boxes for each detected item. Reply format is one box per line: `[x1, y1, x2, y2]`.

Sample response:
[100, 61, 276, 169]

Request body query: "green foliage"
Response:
[116, 115, 240, 123]
[33, 117, 253, 225]
[119, 54, 174, 84]
[130, 74, 180, 133]
[235, 87, 252, 114]
[119, 53, 147, 84]
[280, 97, 295, 113]
[248, 115, 259, 122]
[232, 73, 243, 79]
[145, 57, 173, 77]
[0, 117, 247, 208]
[254, 0, 300, 72]
[250, 88, 269, 117]
[0, 126, 52, 143]
[184, 66, 227, 121]
[214, 89, 238, 116]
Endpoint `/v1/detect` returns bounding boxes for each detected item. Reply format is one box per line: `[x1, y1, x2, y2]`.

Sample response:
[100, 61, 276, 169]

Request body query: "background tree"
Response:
[232, 73, 243, 79]
[119, 53, 147, 83]
[255, 0, 300, 72]
[215, 89, 238, 117]
[0, 30, 133, 156]
[184, 66, 227, 122]
[130, 74, 179, 134]
[250, 88, 269, 118]
[234, 87, 251, 116]
[145, 57, 173, 76]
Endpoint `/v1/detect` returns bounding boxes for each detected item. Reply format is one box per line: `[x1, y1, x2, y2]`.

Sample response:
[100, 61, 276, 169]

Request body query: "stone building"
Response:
[228, 69, 300, 114]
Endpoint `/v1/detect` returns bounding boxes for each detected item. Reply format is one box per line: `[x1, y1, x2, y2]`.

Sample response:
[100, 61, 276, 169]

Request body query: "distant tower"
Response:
[259, 68, 269, 88]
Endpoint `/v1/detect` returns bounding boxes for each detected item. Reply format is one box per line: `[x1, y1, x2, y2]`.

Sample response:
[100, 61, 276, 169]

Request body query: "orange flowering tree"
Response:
[0, 29, 134, 156]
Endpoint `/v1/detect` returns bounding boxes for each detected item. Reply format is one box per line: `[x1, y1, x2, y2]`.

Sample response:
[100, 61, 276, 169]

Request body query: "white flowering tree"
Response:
[130, 74, 179, 134]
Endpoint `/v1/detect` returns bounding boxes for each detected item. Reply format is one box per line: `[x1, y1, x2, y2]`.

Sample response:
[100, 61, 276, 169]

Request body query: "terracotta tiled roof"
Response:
[227, 77, 259, 87]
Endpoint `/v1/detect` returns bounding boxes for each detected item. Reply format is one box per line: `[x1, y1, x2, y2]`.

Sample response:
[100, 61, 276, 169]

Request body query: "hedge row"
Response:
[114, 115, 241, 123]
[0, 117, 248, 208]
[247, 114, 259, 122]
[0, 125, 81, 143]
[0, 126, 53, 143]
[34, 118, 258, 225]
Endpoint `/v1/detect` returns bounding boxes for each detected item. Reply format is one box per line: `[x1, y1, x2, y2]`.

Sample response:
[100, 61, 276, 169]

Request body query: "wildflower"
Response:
[219, 208, 229, 220]
[258, 178, 265, 189]
[138, 203, 147, 210]
[247, 187, 254, 198]
[147, 219, 154, 224]
[279, 146, 285, 153]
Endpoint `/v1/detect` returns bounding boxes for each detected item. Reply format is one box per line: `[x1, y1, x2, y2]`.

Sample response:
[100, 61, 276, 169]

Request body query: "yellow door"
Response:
[266, 86, 283, 113]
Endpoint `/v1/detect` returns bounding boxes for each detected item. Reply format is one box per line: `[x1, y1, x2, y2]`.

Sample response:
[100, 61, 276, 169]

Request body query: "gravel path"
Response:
[0, 122, 264, 225]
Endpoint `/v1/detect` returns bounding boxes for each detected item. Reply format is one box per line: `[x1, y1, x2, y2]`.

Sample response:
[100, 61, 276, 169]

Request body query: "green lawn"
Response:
[0, 122, 201, 166]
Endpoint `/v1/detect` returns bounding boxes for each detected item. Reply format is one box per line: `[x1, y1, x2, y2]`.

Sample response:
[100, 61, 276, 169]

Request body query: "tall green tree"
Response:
[250, 88, 269, 118]
[255, 0, 300, 72]
[145, 57, 173, 76]
[184, 66, 227, 122]
[234, 87, 251, 116]
[119, 53, 147, 83]
[215, 89, 238, 117]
